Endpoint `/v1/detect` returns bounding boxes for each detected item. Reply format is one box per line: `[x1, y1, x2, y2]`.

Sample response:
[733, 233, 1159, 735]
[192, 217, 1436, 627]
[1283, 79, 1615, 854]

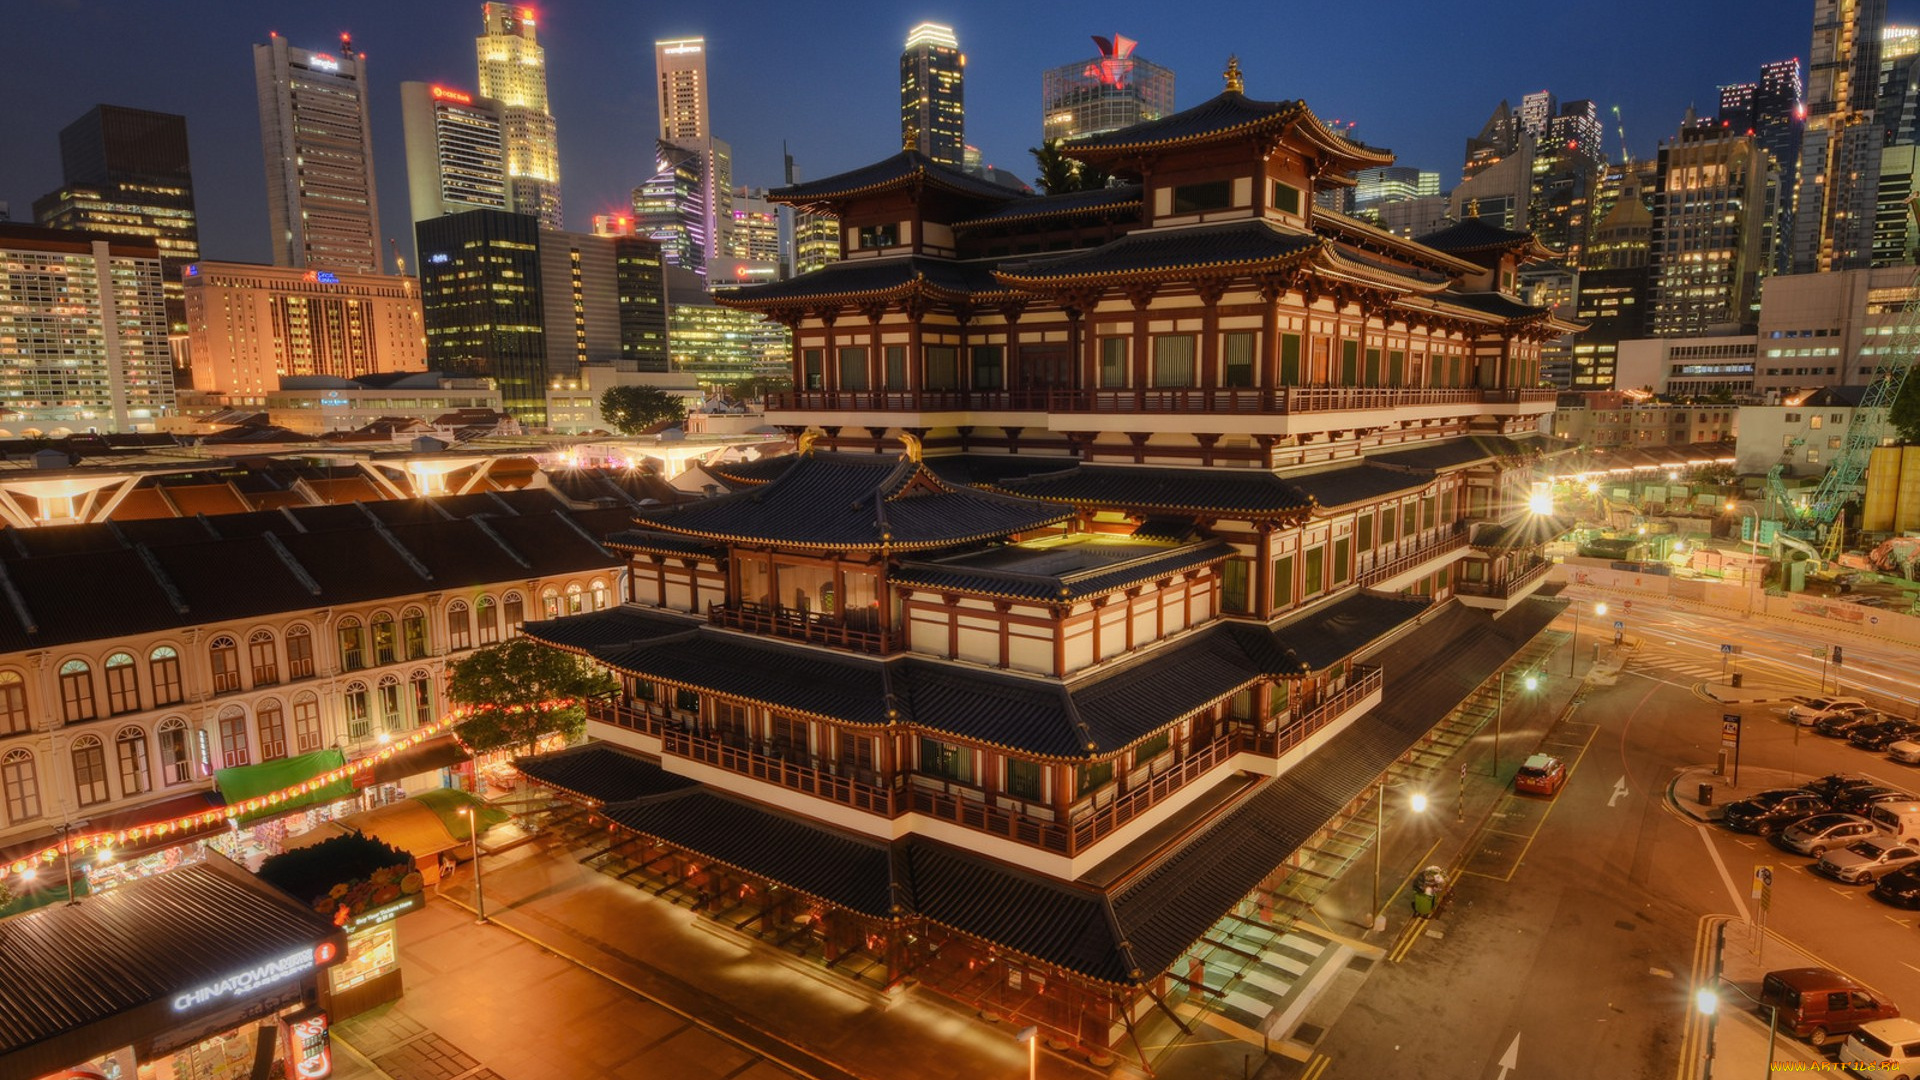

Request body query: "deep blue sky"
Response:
[4, 0, 1898, 268]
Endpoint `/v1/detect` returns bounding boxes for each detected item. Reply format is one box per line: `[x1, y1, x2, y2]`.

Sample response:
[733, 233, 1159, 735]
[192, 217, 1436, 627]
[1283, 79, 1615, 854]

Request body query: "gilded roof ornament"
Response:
[1224, 55, 1244, 93]
[898, 431, 923, 462]
[798, 429, 821, 455]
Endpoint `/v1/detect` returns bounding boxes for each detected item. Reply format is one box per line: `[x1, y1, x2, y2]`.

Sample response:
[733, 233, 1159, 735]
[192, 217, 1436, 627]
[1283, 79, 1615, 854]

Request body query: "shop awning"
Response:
[0, 791, 225, 870]
[214, 749, 352, 822]
[369, 734, 469, 786]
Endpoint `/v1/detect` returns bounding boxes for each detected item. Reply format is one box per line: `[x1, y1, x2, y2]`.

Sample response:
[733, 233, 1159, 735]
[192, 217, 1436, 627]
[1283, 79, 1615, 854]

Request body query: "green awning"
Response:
[411, 788, 510, 841]
[215, 749, 353, 822]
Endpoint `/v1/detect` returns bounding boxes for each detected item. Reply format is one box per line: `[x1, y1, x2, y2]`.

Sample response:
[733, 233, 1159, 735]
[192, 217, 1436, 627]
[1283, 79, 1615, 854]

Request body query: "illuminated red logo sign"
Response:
[1085, 34, 1138, 90]
[431, 85, 473, 105]
[313, 941, 340, 966]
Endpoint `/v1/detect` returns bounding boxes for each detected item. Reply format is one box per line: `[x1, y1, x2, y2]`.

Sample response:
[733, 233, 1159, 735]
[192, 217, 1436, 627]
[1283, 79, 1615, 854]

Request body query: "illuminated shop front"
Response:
[3, 856, 345, 1080]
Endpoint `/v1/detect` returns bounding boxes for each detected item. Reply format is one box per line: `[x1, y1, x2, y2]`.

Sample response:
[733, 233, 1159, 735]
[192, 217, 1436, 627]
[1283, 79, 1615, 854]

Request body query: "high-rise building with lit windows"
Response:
[1791, 0, 1888, 272]
[1041, 35, 1173, 143]
[399, 82, 509, 227]
[1651, 121, 1768, 335]
[652, 37, 731, 271]
[477, 3, 563, 229]
[901, 23, 965, 167]
[415, 209, 547, 423]
[182, 261, 426, 396]
[254, 33, 383, 274]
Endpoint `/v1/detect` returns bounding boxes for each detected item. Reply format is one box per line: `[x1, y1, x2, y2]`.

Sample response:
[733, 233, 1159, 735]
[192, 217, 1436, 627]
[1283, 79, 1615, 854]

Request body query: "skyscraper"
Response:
[1041, 34, 1174, 143]
[399, 82, 510, 226]
[651, 38, 731, 272]
[634, 142, 709, 276]
[476, 3, 562, 229]
[901, 23, 965, 167]
[1720, 82, 1758, 133]
[1651, 121, 1768, 335]
[182, 261, 426, 395]
[415, 209, 546, 423]
[254, 33, 382, 274]
[656, 37, 710, 144]
[1791, 0, 1889, 272]
[31, 105, 200, 336]
[1463, 100, 1521, 180]
[1518, 90, 1557, 141]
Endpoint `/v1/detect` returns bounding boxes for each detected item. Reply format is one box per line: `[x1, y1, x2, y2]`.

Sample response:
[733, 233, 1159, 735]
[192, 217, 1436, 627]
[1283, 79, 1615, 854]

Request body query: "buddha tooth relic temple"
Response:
[518, 61, 1576, 1065]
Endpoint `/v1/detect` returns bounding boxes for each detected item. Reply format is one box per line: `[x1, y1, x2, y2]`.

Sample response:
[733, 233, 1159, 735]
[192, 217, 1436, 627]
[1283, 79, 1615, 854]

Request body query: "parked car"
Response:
[1853, 720, 1920, 752]
[1762, 967, 1901, 1046]
[1814, 708, 1882, 738]
[1835, 787, 1920, 816]
[1839, 1017, 1920, 1076]
[1514, 753, 1567, 797]
[1870, 865, 1920, 909]
[1806, 773, 1879, 802]
[1891, 741, 1920, 766]
[1777, 813, 1880, 858]
[1723, 789, 1833, 836]
[1814, 838, 1920, 884]
[1792, 696, 1873, 726]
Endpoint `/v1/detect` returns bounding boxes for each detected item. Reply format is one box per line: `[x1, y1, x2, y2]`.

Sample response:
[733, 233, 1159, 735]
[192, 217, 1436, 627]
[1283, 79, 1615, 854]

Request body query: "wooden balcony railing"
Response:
[767, 387, 1558, 415]
[662, 729, 898, 817]
[912, 787, 1073, 853]
[707, 602, 890, 655]
[1066, 730, 1239, 853]
[1453, 557, 1553, 599]
[1236, 665, 1385, 758]
[1357, 529, 1468, 588]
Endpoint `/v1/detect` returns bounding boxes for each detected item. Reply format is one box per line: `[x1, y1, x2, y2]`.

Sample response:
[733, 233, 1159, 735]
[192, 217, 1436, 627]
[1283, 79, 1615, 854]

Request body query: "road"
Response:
[1280, 588, 1920, 1080]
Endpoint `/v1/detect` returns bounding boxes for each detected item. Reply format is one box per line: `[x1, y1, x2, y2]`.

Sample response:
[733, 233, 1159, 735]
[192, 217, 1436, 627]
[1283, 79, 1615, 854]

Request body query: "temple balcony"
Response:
[1355, 524, 1470, 593]
[1454, 556, 1555, 611]
[707, 600, 892, 656]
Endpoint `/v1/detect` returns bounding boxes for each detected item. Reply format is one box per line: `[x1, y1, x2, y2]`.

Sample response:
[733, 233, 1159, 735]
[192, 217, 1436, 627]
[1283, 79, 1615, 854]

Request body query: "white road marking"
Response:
[1698, 823, 1752, 922]
[1494, 1032, 1520, 1080]
[1609, 776, 1629, 807]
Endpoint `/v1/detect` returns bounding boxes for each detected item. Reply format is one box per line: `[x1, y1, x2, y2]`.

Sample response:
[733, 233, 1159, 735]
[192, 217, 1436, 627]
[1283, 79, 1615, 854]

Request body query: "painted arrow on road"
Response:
[1609, 776, 1629, 807]
[1495, 1033, 1520, 1079]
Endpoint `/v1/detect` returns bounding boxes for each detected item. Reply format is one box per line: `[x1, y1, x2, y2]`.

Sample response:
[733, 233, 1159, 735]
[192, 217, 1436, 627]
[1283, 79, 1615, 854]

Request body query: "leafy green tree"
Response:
[1029, 139, 1079, 195]
[446, 638, 615, 754]
[600, 385, 687, 435]
[1890, 372, 1920, 444]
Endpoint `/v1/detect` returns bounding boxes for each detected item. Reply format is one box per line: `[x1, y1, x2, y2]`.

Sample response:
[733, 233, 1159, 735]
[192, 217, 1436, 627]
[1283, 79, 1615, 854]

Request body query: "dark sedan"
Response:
[1722, 789, 1833, 836]
[1815, 709, 1883, 738]
[1850, 720, 1920, 752]
[1805, 773, 1878, 802]
[1871, 865, 1920, 909]
[1834, 786, 1920, 816]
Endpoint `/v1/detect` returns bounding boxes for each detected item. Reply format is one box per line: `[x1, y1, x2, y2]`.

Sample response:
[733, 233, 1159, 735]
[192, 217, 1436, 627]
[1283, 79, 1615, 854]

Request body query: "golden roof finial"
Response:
[798, 429, 821, 455]
[898, 431, 923, 462]
[1466, 198, 1481, 219]
[1224, 55, 1244, 94]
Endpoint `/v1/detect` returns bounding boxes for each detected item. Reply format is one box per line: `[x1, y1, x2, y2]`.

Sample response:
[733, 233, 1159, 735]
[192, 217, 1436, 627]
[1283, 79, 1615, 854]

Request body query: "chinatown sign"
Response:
[171, 941, 338, 1012]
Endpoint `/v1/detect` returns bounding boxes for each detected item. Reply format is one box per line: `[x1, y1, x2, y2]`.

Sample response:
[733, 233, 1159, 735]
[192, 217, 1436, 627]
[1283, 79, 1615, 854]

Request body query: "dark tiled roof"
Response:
[1063, 91, 1386, 166]
[1273, 591, 1432, 671]
[954, 184, 1143, 228]
[703, 454, 797, 486]
[605, 528, 725, 559]
[1433, 291, 1553, 320]
[895, 661, 1083, 757]
[921, 453, 1082, 487]
[1367, 434, 1541, 473]
[903, 841, 1130, 983]
[891, 540, 1234, 604]
[1413, 217, 1540, 254]
[522, 606, 698, 656]
[717, 255, 1012, 309]
[1471, 515, 1571, 550]
[1070, 624, 1305, 751]
[0, 858, 343, 1076]
[998, 464, 1312, 516]
[636, 451, 1072, 551]
[995, 219, 1320, 286]
[514, 743, 699, 805]
[596, 631, 893, 726]
[1285, 463, 1433, 508]
[771, 150, 1024, 206]
[603, 791, 899, 917]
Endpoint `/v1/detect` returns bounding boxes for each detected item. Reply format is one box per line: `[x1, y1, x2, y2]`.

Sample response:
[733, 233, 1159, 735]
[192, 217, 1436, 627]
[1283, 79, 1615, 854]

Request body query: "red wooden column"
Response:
[821, 310, 840, 393]
[1259, 278, 1283, 390]
[864, 301, 886, 397]
[1198, 281, 1225, 390]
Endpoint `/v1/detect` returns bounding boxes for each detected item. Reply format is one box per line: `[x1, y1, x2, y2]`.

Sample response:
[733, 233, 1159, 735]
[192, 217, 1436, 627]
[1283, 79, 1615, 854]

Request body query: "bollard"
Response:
[1698, 783, 1714, 806]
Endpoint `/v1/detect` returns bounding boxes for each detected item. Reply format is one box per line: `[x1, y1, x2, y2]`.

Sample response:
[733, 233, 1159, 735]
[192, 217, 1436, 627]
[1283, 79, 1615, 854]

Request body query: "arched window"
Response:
[249, 630, 279, 686]
[208, 635, 241, 693]
[149, 646, 183, 705]
[286, 625, 315, 679]
[257, 699, 287, 761]
[337, 617, 366, 672]
[2, 748, 40, 824]
[156, 717, 192, 785]
[542, 587, 560, 620]
[0, 671, 26, 735]
[371, 612, 398, 666]
[476, 596, 500, 645]
[292, 692, 323, 753]
[503, 592, 525, 635]
[591, 579, 609, 611]
[116, 725, 150, 796]
[377, 674, 403, 733]
[104, 652, 139, 714]
[59, 659, 95, 723]
[446, 601, 472, 651]
[343, 682, 371, 740]
[401, 607, 428, 660]
[217, 705, 250, 768]
[409, 668, 434, 727]
[71, 734, 110, 807]
[566, 583, 584, 615]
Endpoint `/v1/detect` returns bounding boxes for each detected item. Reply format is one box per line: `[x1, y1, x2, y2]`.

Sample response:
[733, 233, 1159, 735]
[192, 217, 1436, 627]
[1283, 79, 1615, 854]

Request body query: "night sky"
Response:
[3, 0, 1896, 268]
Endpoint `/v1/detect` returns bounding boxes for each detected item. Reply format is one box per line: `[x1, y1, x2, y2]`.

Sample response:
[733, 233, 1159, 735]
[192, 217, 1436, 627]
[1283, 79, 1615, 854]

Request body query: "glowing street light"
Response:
[1371, 783, 1429, 928]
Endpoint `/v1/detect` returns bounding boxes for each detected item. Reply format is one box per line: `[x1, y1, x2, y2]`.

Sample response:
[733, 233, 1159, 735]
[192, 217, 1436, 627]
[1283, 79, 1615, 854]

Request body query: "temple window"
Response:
[1303, 546, 1325, 597]
[1220, 558, 1250, 613]
[1272, 180, 1302, 215]
[1005, 758, 1043, 801]
[1132, 731, 1171, 769]
[802, 348, 824, 390]
[1280, 333, 1302, 385]
[923, 346, 960, 390]
[1151, 334, 1196, 387]
[1223, 332, 1255, 387]
[1271, 554, 1294, 608]
[885, 346, 908, 388]
[920, 738, 972, 783]
[858, 223, 900, 249]
[1075, 760, 1114, 796]
[837, 347, 869, 390]
[1098, 338, 1128, 388]
[970, 345, 1004, 390]
[1171, 180, 1231, 214]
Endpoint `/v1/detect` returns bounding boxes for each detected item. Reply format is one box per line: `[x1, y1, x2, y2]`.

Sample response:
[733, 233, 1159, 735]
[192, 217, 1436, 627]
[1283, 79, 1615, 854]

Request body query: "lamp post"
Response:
[1016, 1025, 1039, 1080]
[1570, 601, 1607, 677]
[458, 806, 488, 925]
[1695, 978, 1776, 1080]
[1495, 671, 1540, 777]
[1729, 501, 1763, 614]
[1370, 784, 1429, 929]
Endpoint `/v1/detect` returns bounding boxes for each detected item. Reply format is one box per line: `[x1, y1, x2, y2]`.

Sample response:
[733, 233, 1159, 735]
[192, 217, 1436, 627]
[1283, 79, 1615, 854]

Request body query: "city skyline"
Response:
[1, 0, 1900, 270]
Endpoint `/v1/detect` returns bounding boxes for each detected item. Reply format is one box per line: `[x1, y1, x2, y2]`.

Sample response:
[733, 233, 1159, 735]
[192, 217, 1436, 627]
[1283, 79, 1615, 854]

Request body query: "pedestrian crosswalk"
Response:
[1623, 653, 1730, 688]
[1188, 917, 1352, 1044]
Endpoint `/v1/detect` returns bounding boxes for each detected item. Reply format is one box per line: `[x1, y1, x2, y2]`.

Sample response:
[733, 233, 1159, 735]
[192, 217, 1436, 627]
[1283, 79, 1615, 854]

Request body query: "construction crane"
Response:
[387, 237, 407, 277]
[1611, 105, 1631, 166]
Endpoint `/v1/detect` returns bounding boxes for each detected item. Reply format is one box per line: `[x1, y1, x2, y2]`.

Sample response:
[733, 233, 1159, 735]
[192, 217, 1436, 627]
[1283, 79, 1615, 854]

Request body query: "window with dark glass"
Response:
[970, 345, 1004, 390]
[104, 653, 139, 714]
[1364, 348, 1381, 386]
[885, 346, 908, 389]
[1272, 554, 1294, 608]
[1221, 558, 1250, 613]
[1272, 181, 1302, 215]
[1357, 514, 1374, 553]
[1223, 332, 1255, 387]
[802, 348, 824, 390]
[1381, 505, 1398, 543]
[923, 346, 959, 390]
[1334, 537, 1351, 585]
[837, 346, 869, 391]
[920, 737, 972, 783]
[1388, 349, 1406, 386]
[1132, 731, 1171, 768]
[1171, 180, 1231, 214]
[285, 631, 314, 680]
[1005, 758, 1043, 801]
[858, 223, 900, 249]
[1304, 546, 1325, 596]
[1099, 337, 1128, 388]
[1280, 334, 1302, 385]
[1341, 341, 1359, 384]
[674, 688, 700, 713]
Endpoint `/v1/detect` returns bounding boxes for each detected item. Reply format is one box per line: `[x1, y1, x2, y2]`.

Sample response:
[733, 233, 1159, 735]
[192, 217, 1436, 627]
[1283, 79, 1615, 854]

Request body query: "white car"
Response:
[1814, 838, 1920, 885]
[1790, 696, 1872, 726]
[1890, 740, 1920, 766]
[1841, 1017, 1920, 1078]
[1777, 813, 1880, 858]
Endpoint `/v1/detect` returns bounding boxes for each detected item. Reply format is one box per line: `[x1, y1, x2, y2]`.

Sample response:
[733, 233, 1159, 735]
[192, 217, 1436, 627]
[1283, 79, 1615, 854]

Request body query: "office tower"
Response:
[656, 38, 710, 144]
[781, 150, 841, 277]
[1720, 82, 1758, 133]
[399, 82, 509, 224]
[1651, 121, 1768, 335]
[1747, 58, 1809, 273]
[1041, 34, 1174, 143]
[1548, 100, 1608, 169]
[1464, 100, 1521, 179]
[0, 224, 172, 431]
[614, 236, 668, 371]
[1344, 167, 1440, 221]
[634, 143, 709, 275]
[1792, 0, 1889, 272]
[1518, 90, 1557, 140]
[182, 261, 427, 395]
[901, 23, 965, 167]
[652, 37, 731, 270]
[539, 230, 622, 379]
[254, 33, 382, 273]
[1569, 173, 1653, 389]
[31, 106, 200, 338]
[476, 3, 563, 229]
[718, 188, 782, 286]
[416, 209, 547, 423]
[593, 214, 635, 237]
[1876, 143, 1920, 263]
[1527, 141, 1600, 263]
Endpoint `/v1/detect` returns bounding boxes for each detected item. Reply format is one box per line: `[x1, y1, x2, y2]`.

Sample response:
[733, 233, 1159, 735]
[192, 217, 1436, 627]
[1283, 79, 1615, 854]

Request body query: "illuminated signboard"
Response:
[308, 53, 341, 73]
[427, 253, 451, 265]
[430, 85, 473, 105]
[316, 271, 339, 284]
[319, 393, 349, 407]
[345, 892, 424, 932]
[185, 264, 199, 277]
[172, 942, 337, 1012]
[662, 43, 703, 55]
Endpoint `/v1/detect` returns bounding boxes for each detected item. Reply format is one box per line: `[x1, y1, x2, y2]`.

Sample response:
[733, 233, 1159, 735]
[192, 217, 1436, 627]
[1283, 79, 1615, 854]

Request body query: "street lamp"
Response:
[1695, 977, 1777, 1080]
[1729, 501, 1764, 614]
[1016, 1025, 1039, 1080]
[1371, 783, 1429, 929]
[1570, 601, 1607, 677]
[1495, 670, 1540, 777]
[458, 806, 488, 925]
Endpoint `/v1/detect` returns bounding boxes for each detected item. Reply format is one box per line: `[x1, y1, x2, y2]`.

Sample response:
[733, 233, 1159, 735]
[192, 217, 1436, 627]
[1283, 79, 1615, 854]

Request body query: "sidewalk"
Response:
[1668, 765, 1812, 825]
[1699, 918, 1840, 1079]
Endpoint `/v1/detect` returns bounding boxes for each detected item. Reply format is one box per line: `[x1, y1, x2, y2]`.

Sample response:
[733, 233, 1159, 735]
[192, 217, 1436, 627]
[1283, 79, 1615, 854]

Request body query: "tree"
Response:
[1890, 372, 1920, 445]
[600, 385, 687, 435]
[446, 638, 615, 754]
[1029, 139, 1078, 195]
